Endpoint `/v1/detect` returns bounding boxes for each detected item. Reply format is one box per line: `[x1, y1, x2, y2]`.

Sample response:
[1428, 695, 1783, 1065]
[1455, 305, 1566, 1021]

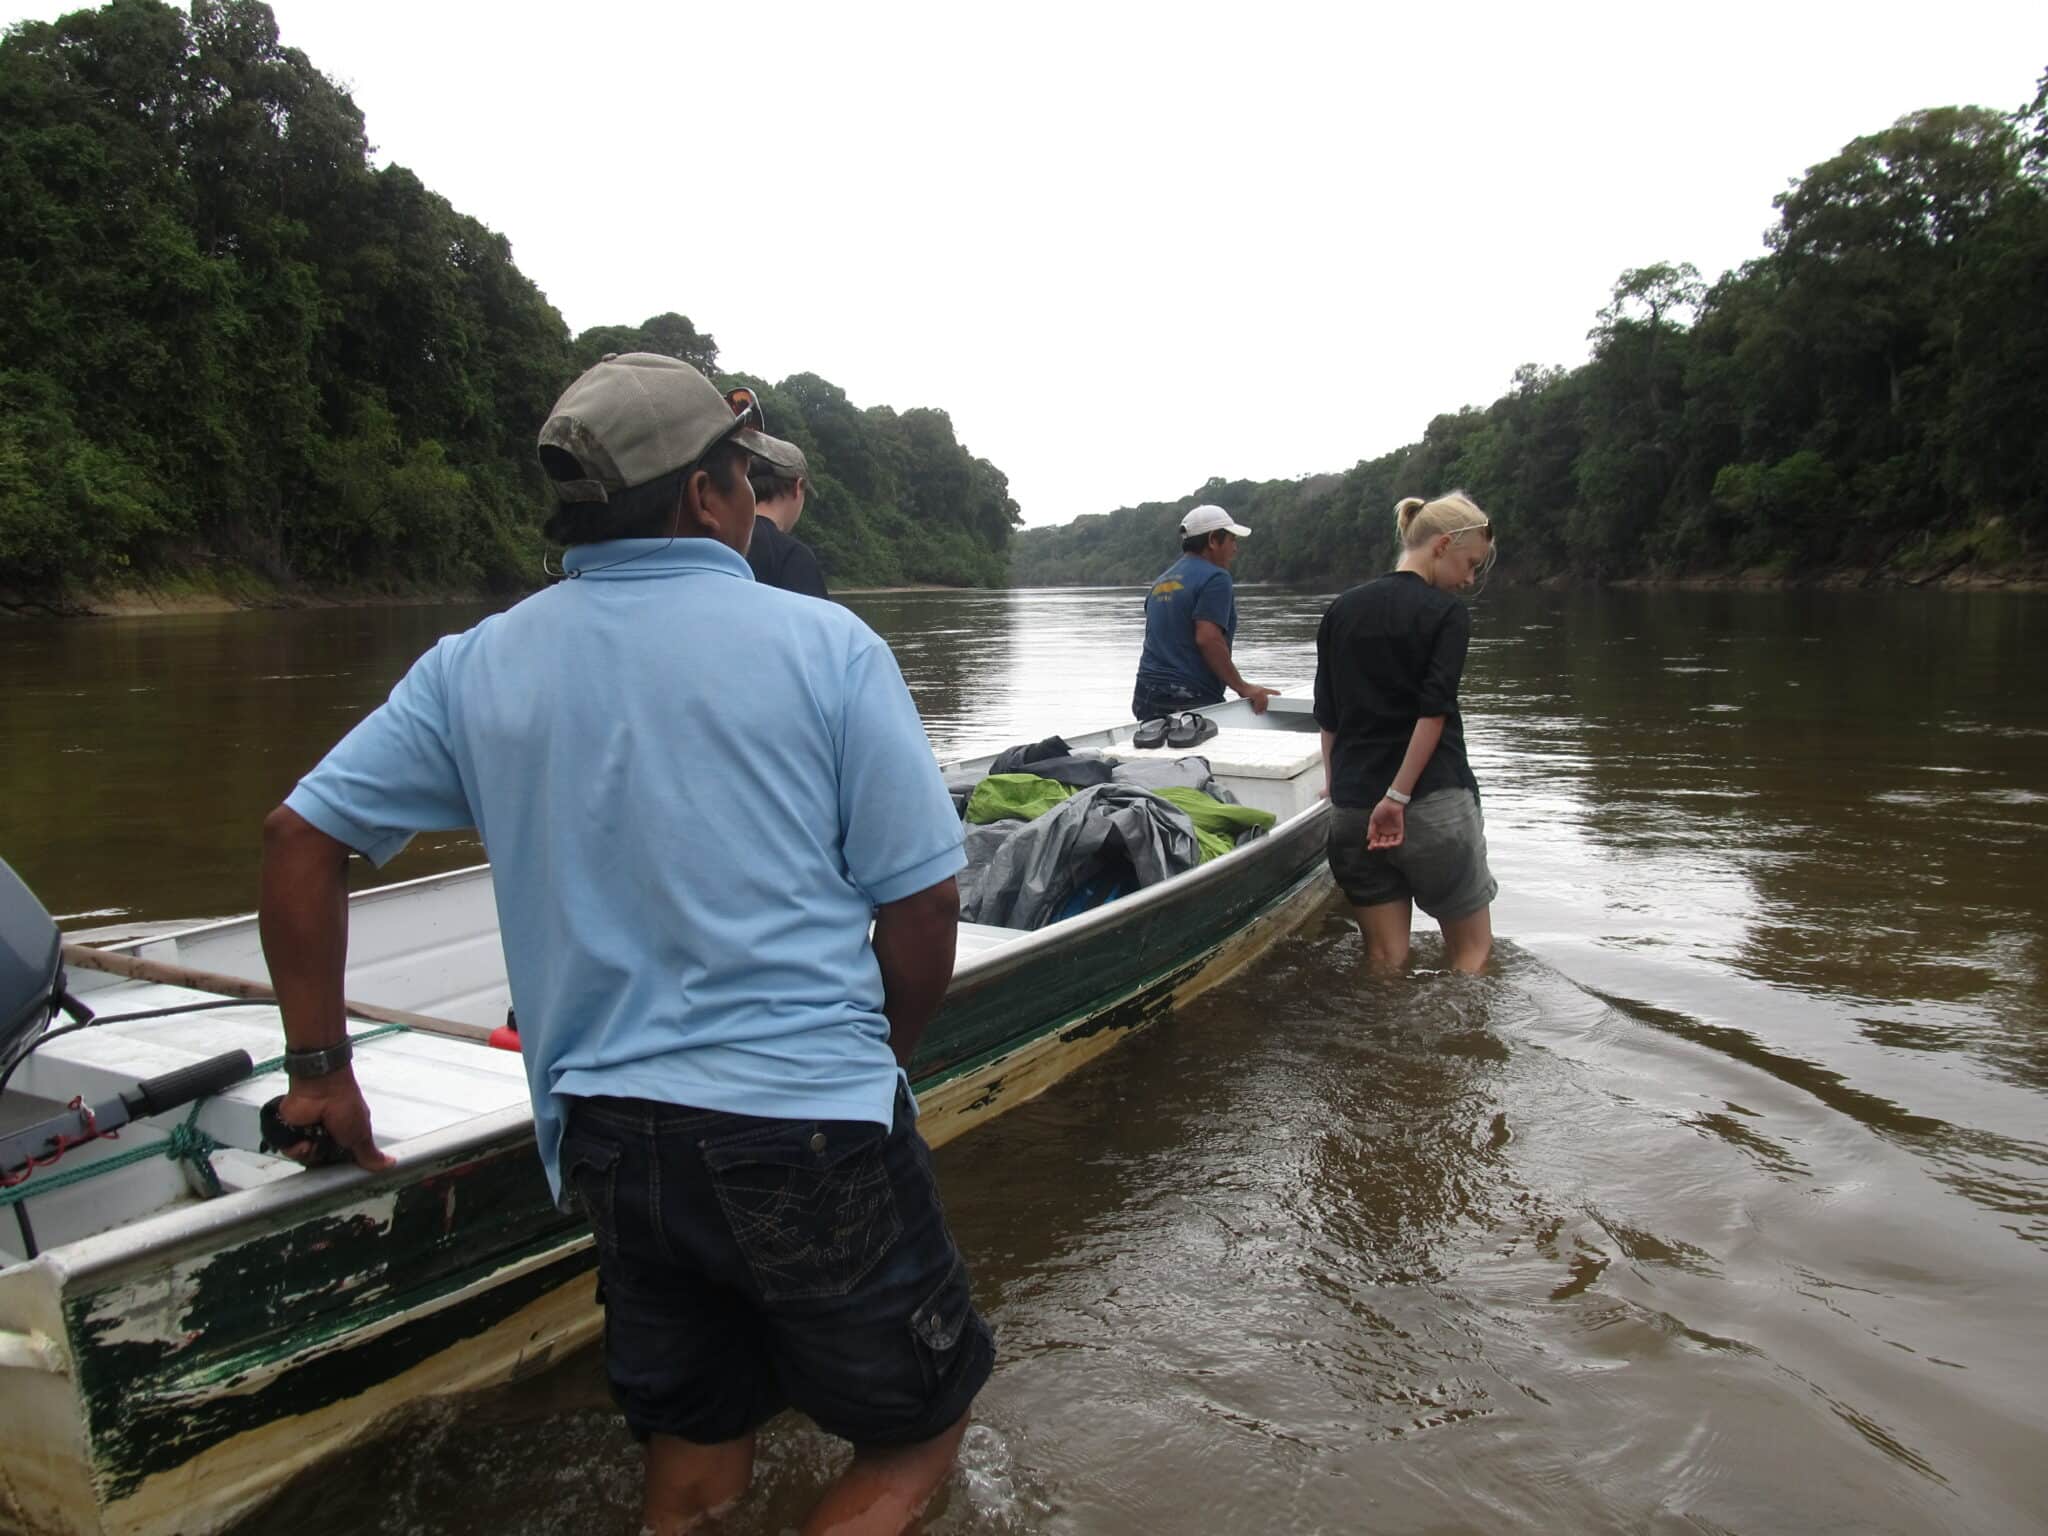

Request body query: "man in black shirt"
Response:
[747, 442, 828, 598]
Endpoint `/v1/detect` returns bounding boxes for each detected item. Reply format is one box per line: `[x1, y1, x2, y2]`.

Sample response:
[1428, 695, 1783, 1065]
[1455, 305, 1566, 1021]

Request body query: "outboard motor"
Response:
[1, 862, 253, 1251]
[0, 857, 80, 1077]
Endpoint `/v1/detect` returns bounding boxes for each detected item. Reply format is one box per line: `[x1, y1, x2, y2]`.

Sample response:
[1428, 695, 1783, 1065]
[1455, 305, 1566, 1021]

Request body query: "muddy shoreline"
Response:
[0, 581, 980, 620]
[6, 563, 2042, 621]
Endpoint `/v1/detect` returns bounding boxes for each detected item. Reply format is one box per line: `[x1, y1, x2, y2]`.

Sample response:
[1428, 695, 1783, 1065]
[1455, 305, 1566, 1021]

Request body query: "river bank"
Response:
[830, 582, 968, 595]
[0, 570, 507, 621]
[0, 575, 980, 620]
[1599, 556, 2048, 593]
[11, 559, 2043, 622]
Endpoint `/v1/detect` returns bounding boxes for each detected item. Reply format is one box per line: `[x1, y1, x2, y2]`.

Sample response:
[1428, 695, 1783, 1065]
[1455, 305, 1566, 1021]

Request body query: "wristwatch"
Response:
[282, 1039, 353, 1078]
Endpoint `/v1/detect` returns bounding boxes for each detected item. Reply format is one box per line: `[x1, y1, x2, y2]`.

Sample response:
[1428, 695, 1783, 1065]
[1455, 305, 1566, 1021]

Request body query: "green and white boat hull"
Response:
[1, 698, 1333, 1536]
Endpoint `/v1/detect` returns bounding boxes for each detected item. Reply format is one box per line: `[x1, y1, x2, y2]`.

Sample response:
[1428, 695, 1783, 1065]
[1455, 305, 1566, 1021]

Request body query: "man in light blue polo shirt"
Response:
[257, 353, 992, 1536]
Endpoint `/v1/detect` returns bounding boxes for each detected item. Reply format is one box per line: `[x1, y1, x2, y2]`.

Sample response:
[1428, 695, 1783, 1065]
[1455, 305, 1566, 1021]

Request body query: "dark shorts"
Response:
[1327, 788, 1497, 920]
[559, 1083, 994, 1449]
[1132, 677, 1222, 723]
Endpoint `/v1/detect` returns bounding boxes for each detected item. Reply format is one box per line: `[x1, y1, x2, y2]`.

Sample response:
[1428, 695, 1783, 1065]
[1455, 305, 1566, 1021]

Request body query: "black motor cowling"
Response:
[0, 857, 64, 1076]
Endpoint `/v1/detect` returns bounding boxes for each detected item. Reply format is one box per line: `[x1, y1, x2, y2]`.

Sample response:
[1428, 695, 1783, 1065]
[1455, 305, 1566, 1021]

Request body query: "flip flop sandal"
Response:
[1132, 716, 1169, 749]
[1166, 711, 1217, 748]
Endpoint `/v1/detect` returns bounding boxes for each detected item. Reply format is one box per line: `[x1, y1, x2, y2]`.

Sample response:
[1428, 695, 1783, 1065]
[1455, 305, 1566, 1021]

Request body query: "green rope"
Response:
[0, 1022, 411, 1210]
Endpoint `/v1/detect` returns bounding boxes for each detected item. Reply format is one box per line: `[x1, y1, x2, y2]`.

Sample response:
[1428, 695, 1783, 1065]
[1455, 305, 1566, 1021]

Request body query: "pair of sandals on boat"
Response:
[1133, 711, 1220, 751]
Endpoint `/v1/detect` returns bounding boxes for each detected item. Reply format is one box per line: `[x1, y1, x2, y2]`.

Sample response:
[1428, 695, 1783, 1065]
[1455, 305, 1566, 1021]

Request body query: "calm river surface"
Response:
[3, 586, 2045, 1535]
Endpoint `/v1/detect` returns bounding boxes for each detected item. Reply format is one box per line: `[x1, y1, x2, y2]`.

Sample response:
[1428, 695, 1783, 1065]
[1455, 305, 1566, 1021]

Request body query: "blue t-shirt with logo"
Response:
[1135, 554, 1237, 701]
[284, 538, 965, 1205]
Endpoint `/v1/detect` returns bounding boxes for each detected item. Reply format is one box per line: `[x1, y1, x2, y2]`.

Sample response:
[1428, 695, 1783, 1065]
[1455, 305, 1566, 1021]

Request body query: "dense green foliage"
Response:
[0, 0, 1017, 599]
[719, 371, 1020, 589]
[1014, 85, 2048, 588]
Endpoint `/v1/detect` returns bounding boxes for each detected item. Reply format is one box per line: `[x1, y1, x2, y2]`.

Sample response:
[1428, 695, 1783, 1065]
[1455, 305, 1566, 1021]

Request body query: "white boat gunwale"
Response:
[12, 694, 1329, 1264]
[2, 691, 1339, 1536]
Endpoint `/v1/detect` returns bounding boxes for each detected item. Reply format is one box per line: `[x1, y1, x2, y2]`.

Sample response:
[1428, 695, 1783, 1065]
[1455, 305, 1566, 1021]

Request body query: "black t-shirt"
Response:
[747, 516, 828, 598]
[1312, 571, 1478, 810]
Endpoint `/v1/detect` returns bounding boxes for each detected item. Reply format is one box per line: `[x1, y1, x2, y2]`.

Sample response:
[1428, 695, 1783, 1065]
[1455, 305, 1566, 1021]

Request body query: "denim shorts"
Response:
[1327, 788, 1497, 919]
[1132, 677, 1222, 723]
[559, 1082, 994, 1448]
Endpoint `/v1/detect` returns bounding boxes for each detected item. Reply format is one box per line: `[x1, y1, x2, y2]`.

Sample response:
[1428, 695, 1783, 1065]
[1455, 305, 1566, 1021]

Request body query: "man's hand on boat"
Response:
[258, 808, 399, 1171]
[271, 1074, 396, 1170]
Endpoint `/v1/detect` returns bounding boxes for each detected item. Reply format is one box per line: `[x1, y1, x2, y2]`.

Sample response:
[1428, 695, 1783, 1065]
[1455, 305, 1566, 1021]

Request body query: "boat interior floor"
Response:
[6, 699, 1324, 1263]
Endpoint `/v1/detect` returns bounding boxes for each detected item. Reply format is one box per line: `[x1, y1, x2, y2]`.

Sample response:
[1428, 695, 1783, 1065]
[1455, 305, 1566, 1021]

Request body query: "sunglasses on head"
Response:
[725, 387, 766, 434]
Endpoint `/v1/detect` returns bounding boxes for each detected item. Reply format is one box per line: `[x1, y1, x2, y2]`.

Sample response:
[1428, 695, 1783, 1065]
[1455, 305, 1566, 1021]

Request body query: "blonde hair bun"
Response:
[1397, 490, 1490, 549]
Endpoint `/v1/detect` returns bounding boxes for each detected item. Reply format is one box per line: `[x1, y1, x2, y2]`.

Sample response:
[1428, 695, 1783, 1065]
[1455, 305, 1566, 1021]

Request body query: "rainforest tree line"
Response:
[0, 0, 1019, 600]
[5, 2, 2039, 600]
[1014, 82, 2048, 587]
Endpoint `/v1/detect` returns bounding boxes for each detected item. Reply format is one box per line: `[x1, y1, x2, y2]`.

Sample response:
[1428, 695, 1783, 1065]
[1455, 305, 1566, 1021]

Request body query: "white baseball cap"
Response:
[1180, 505, 1250, 539]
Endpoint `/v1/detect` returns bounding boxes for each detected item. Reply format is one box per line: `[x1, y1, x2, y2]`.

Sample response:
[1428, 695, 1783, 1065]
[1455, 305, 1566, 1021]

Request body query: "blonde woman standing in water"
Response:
[1312, 492, 1498, 971]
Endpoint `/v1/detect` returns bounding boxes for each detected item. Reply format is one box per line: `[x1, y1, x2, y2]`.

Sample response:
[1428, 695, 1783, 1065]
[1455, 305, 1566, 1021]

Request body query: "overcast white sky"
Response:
[6, 1, 2042, 525]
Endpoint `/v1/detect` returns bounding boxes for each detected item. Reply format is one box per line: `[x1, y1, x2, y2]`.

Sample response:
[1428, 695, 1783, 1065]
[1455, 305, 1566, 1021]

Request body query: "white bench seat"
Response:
[1105, 726, 1321, 780]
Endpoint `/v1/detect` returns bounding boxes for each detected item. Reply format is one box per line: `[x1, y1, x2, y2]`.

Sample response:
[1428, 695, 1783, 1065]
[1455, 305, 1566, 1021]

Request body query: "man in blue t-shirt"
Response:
[1132, 504, 1277, 722]
[257, 353, 991, 1536]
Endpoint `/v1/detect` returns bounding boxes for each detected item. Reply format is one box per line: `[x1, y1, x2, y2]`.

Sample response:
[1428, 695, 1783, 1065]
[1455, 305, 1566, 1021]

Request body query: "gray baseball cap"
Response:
[753, 439, 810, 481]
[537, 353, 804, 503]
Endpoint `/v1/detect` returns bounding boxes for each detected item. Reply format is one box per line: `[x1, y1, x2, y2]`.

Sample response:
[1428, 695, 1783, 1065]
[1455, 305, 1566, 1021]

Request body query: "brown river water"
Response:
[2, 586, 2045, 1535]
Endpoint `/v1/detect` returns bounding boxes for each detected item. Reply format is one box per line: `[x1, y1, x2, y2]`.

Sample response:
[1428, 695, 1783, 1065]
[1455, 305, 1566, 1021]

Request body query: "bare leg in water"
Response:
[801, 1413, 971, 1536]
[638, 1414, 968, 1536]
[1440, 906, 1493, 972]
[1353, 898, 1412, 972]
[642, 1434, 754, 1534]
[1354, 901, 1492, 973]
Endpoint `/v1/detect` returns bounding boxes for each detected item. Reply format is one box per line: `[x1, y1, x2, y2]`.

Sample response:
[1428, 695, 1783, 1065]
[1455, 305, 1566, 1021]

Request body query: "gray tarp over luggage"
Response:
[1109, 755, 1235, 799]
[957, 783, 1206, 930]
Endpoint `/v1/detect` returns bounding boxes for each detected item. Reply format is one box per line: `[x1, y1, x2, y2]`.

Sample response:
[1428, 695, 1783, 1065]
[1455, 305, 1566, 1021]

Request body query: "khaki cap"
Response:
[537, 353, 786, 503]
[750, 434, 808, 479]
[752, 438, 809, 480]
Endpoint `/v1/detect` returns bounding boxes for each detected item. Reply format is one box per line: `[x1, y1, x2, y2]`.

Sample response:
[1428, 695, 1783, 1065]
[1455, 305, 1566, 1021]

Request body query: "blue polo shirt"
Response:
[284, 538, 965, 1203]
[1135, 554, 1237, 701]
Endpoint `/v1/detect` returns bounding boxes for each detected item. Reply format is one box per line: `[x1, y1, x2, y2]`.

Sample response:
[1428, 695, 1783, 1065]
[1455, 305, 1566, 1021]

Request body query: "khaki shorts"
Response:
[1327, 789, 1497, 920]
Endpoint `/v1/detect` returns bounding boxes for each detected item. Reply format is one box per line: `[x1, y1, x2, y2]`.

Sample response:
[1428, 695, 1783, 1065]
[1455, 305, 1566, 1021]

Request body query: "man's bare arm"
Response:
[871, 876, 960, 1072]
[258, 806, 395, 1170]
[1194, 620, 1274, 713]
